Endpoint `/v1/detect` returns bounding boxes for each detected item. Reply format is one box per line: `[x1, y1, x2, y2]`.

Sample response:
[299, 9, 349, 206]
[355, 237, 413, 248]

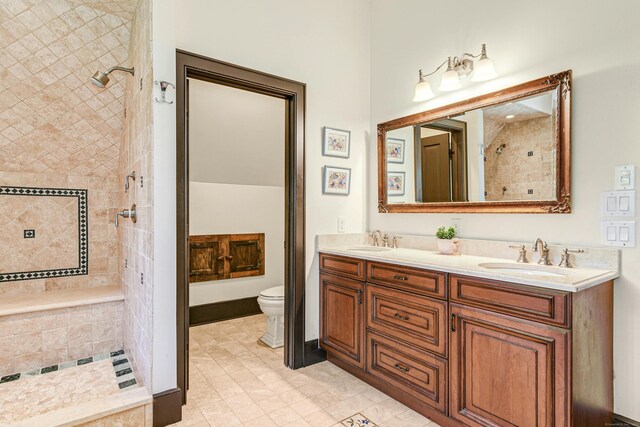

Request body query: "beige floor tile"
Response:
[184, 315, 435, 427]
[268, 406, 302, 425]
[242, 414, 277, 427]
[303, 409, 339, 427]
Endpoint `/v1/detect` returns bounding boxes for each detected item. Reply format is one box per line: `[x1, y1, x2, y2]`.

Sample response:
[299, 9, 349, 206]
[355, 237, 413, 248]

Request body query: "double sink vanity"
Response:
[316, 70, 622, 426]
[317, 233, 619, 427]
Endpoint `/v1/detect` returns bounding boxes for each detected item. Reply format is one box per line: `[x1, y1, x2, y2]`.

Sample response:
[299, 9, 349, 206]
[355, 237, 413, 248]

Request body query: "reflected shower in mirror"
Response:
[386, 90, 557, 204]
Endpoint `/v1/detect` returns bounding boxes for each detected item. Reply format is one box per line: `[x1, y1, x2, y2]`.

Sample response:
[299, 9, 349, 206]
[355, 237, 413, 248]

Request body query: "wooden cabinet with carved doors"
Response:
[189, 233, 264, 283]
[318, 253, 614, 427]
[319, 272, 366, 370]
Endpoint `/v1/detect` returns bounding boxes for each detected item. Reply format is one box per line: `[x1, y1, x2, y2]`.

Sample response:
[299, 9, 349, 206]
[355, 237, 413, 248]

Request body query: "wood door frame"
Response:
[176, 50, 307, 404]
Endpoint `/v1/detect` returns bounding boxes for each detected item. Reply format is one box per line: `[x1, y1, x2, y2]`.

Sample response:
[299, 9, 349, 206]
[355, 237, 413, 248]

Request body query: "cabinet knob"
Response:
[393, 275, 408, 281]
[217, 256, 224, 261]
[226, 255, 234, 260]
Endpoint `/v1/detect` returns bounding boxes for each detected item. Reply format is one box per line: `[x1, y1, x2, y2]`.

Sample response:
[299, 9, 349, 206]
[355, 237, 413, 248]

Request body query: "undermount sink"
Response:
[478, 262, 568, 278]
[346, 245, 392, 253]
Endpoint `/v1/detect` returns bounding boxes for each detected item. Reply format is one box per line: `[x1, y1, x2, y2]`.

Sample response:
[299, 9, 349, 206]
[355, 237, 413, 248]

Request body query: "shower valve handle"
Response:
[115, 204, 137, 228]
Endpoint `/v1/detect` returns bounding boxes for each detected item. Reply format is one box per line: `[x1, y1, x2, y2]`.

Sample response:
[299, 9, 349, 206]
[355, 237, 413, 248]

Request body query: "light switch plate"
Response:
[615, 165, 635, 190]
[337, 216, 346, 233]
[601, 220, 636, 247]
[601, 190, 636, 217]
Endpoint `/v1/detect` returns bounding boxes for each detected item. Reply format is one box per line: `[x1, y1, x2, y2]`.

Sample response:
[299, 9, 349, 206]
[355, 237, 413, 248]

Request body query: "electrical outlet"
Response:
[337, 217, 346, 233]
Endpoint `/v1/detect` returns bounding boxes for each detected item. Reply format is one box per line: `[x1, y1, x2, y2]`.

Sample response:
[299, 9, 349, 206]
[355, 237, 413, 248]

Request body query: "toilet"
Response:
[257, 285, 285, 348]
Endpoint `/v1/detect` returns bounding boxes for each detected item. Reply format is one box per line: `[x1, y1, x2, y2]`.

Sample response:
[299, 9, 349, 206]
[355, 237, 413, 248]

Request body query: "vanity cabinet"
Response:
[319, 272, 366, 370]
[319, 253, 614, 427]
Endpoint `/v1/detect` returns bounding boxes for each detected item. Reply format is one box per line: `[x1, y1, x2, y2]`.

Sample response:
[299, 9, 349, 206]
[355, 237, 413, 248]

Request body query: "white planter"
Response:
[437, 238, 460, 255]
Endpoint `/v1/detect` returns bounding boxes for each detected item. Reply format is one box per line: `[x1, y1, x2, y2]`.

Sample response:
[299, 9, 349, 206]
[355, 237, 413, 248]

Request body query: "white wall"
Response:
[189, 182, 285, 306]
[174, 0, 371, 339]
[370, 0, 640, 419]
[188, 79, 285, 186]
[151, 0, 177, 395]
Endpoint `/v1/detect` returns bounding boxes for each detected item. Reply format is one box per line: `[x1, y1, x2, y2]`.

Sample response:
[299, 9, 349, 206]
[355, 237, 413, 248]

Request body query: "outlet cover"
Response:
[615, 165, 635, 190]
[337, 217, 346, 233]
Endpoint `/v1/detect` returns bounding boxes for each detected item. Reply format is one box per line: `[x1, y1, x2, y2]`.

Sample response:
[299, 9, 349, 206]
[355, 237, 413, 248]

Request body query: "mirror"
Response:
[378, 70, 571, 213]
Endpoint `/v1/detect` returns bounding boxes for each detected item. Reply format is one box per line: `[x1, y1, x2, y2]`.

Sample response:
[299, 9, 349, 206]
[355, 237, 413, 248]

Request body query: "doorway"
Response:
[176, 51, 306, 404]
[413, 120, 468, 202]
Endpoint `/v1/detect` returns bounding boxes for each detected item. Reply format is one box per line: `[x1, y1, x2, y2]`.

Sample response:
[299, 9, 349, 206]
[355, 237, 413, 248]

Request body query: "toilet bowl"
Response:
[257, 285, 285, 348]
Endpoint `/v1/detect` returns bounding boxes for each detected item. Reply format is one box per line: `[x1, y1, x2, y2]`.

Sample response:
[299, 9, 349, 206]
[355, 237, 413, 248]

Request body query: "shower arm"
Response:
[106, 66, 135, 76]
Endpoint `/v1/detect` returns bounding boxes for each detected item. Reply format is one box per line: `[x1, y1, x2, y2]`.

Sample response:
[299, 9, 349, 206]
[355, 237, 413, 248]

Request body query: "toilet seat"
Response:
[259, 285, 284, 300]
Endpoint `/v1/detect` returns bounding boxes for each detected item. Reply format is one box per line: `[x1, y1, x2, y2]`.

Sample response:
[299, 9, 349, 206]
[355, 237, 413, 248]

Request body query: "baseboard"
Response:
[189, 296, 261, 326]
[614, 413, 640, 426]
[303, 339, 326, 366]
[153, 388, 182, 427]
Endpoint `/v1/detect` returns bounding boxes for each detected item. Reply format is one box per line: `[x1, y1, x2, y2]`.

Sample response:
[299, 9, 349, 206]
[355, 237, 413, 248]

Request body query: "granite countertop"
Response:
[318, 245, 619, 293]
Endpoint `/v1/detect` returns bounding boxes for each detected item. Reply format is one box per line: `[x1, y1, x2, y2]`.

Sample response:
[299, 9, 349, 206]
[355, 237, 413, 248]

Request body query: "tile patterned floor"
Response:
[173, 314, 439, 427]
[0, 350, 139, 423]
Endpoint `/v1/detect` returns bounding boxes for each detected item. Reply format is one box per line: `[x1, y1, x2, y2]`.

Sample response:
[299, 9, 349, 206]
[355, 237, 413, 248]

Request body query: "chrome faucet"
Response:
[115, 204, 137, 228]
[370, 229, 383, 246]
[382, 234, 390, 248]
[532, 238, 552, 265]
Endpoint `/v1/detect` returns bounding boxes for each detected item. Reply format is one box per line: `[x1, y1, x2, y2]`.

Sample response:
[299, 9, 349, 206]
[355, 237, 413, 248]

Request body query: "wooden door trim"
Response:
[176, 50, 306, 405]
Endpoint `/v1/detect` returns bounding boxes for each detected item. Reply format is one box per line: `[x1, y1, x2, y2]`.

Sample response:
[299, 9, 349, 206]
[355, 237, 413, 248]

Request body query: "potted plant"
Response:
[436, 226, 460, 255]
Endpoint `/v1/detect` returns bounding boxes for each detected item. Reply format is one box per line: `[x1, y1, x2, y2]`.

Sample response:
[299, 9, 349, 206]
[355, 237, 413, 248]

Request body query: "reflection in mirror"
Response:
[386, 90, 557, 204]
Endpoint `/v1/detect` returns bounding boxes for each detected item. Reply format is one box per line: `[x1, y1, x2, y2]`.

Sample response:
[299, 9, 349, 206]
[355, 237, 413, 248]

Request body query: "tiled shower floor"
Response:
[174, 314, 439, 427]
[0, 350, 138, 424]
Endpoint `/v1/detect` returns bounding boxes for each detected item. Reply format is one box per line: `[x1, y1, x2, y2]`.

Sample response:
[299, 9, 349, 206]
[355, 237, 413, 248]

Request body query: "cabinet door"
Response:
[450, 304, 568, 427]
[320, 273, 365, 370]
[228, 233, 265, 278]
[189, 236, 225, 282]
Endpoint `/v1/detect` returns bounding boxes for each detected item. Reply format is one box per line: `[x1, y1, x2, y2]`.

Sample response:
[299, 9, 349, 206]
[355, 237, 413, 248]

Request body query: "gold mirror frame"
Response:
[377, 70, 572, 214]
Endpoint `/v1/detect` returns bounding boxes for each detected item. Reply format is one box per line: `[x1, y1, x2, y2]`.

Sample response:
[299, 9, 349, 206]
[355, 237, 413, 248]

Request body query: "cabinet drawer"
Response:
[366, 284, 447, 357]
[367, 262, 446, 299]
[319, 253, 365, 281]
[450, 274, 571, 328]
[367, 331, 447, 414]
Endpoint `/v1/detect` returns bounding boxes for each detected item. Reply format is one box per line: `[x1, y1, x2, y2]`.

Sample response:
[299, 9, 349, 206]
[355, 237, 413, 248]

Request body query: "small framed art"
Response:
[386, 137, 405, 163]
[322, 127, 350, 158]
[387, 171, 405, 196]
[323, 166, 351, 196]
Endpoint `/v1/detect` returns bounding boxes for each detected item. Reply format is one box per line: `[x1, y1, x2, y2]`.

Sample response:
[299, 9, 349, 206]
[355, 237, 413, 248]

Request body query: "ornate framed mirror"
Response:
[377, 70, 571, 213]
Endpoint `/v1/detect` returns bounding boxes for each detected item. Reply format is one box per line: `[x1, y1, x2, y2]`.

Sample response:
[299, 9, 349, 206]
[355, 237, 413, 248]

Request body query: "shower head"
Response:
[90, 66, 135, 88]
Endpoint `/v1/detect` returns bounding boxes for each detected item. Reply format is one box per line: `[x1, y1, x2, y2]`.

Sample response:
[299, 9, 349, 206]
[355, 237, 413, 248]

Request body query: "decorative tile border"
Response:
[0, 350, 137, 392]
[0, 186, 88, 282]
[341, 413, 377, 426]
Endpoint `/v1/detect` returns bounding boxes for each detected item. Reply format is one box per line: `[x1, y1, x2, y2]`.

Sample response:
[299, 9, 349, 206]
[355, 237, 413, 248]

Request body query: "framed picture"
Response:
[323, 166, 351, 196]
[387, 171, 405, 196]
[322, 127, 351, 158]
[386, 138, 405, 163]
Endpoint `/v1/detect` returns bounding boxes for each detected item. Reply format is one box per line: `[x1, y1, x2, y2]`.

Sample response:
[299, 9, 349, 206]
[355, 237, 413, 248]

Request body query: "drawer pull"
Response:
[394, 363, 410, 373]
[394, 313, 410, 321]
[393, 275, 408, 281]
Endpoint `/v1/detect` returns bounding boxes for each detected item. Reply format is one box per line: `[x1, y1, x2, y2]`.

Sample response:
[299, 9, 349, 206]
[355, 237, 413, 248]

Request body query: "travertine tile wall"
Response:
[0, 0, 136, 294]
[484, 116, 555, 201]
[118, 0, 153, 390]
[0, 301, 124, 377]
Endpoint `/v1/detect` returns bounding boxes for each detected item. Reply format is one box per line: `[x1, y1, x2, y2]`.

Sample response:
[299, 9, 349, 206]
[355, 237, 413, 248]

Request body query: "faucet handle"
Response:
[392, 236, 402, 249]
[558, 248, 584, 268]
[508, 245, 529, 263]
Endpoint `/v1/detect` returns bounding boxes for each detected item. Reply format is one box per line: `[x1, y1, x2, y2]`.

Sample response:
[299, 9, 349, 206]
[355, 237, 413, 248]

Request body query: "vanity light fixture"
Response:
[413, 44, 497, 102]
